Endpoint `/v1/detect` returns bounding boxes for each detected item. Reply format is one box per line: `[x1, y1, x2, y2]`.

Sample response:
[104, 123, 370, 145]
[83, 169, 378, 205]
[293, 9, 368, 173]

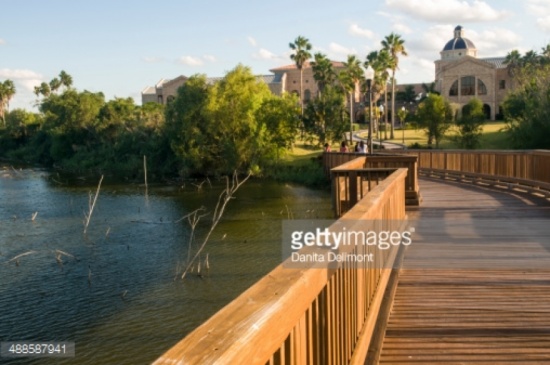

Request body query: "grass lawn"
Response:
[279, 120, 511, 167]
[382, 121, 511, 149]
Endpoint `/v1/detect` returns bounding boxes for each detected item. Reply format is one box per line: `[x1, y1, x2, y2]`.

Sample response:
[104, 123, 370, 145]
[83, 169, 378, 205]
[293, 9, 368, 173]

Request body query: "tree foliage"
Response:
[303, 85, 347, 146]
[455, 98, 485, 149]
[415, 93, 454, 148]
[165, 65, 299, 176]
[0, 79, 16, 126]
[503, 60, 550, 149]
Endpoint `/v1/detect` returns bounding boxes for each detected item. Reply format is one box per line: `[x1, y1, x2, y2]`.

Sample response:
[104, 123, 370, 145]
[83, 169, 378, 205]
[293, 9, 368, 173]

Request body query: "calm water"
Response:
[0, 166, 332, 364]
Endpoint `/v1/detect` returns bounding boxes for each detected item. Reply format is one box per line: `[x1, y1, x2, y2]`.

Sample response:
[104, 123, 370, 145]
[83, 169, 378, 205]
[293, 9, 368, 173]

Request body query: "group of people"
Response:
[324, 141, 368, 153]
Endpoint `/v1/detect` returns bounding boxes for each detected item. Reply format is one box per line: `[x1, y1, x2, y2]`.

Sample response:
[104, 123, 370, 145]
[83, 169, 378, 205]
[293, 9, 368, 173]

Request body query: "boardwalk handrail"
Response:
[323, 153, 420, 205]
[153, 168, 408, 365]
[408, 150, 550, 195]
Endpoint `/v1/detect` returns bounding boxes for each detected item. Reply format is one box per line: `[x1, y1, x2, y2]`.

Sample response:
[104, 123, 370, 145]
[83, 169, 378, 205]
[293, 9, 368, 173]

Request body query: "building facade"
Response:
[435, 25, 511, 120]
[141, 61, 361, 109]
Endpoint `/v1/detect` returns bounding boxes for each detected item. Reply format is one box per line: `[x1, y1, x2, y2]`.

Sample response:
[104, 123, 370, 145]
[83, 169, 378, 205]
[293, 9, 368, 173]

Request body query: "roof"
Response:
[270, 60, 345, 72]
[443, 37, 476, 51]
[479, 57, 507, 69]
[141, 86, 156, 95]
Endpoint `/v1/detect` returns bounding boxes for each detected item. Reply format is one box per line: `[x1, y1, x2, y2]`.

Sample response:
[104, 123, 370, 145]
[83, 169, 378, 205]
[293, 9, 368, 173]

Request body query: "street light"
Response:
[401, 106, 406, 145]
[379, 104, 384, 148]
[365, 66, 374, 154]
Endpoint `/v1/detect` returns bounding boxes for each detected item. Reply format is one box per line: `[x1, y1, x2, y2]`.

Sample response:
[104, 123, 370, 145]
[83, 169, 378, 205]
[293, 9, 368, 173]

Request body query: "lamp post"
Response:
[401, 106, 406, 145]
[365, 66, 374, 154]
[379, 104, 384, 148]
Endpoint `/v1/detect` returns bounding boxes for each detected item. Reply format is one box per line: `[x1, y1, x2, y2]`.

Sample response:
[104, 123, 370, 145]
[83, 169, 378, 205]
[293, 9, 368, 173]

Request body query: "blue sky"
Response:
[2, 0, 550, 110]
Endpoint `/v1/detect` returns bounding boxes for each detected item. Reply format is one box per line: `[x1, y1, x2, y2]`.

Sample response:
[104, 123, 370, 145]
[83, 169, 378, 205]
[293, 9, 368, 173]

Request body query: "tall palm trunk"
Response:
[349, 91, 354, 144]
[384, 86, 388, 140]
[300, 68, 304, 115]
[391, 70, 396, 139]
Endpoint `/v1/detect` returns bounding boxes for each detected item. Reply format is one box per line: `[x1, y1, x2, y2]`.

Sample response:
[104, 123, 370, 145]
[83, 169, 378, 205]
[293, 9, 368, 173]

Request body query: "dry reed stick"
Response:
[84, 175, 104, 234]
[180, 171, 251, 279]
[143, 155, 148, 193]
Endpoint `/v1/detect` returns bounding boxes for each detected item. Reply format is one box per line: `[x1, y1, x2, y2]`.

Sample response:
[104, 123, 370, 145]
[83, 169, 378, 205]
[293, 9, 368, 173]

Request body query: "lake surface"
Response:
[0, 166, 332, 364]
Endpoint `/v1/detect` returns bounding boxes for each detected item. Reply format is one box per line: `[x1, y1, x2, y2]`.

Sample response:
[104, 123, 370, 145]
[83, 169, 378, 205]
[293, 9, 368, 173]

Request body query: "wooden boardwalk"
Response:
[377, 177, 550, 364]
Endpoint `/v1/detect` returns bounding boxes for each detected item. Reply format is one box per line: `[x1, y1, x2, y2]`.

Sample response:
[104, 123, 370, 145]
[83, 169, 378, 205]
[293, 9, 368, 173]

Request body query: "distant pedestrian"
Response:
[324, 143, 331, 152]
[339, 141, 348, 152]
[359, 141, 366, 153]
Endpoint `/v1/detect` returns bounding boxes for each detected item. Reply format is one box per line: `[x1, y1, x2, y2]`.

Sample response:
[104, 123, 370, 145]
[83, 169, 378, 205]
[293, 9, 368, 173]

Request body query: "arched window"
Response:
[304, 89, 311, 102]
[477, 79, 487, 95]
[461, 76, 475, 95]
[449, 80, 459, 96]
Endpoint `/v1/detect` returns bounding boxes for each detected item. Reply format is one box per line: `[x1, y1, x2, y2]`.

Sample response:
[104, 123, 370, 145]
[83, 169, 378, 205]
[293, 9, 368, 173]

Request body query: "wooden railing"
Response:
[330, 157, 397, 217]
[153, 168, 408, 365]
[403, 150, 550, 196]
[323, 153, 420, 206]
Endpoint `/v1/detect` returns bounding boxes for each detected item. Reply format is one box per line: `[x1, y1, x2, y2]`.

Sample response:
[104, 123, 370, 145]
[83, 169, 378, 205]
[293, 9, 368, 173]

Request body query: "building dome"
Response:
[442, 25, 476, 51]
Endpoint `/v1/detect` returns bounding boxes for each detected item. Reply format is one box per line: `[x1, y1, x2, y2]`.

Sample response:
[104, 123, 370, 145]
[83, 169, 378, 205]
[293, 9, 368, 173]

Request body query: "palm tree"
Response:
[365, 50, 392, 139]
[0, 80, 16, 127]
[59, 70, 73, 90]
[504, 49, 522, 90]
[49, 78, 61, 94]
[34, 82, 51, 98]
[382, 32, 407, 139]
[522, 50, 539, 67]
[289, 36, 312, 115]
[340, 55, 364, 144]
[311, 53, 335, 96]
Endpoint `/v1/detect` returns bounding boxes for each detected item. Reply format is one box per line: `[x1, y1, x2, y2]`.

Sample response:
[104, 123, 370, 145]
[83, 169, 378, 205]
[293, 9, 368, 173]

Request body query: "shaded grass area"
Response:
[264, 143, 327, 189]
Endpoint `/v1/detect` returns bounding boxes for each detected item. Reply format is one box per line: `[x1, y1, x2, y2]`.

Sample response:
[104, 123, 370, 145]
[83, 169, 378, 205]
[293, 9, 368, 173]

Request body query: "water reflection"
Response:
[0, 166, 332, 364]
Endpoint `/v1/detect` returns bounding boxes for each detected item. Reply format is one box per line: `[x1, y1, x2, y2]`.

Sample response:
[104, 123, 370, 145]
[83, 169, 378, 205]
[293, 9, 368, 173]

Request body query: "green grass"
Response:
[266, 122, 512, 187]
[382, 121, 511, 149]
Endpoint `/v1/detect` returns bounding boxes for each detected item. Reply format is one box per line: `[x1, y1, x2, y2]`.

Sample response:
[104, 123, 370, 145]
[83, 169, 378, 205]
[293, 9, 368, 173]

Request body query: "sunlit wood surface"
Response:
[378, 177, 550, 364]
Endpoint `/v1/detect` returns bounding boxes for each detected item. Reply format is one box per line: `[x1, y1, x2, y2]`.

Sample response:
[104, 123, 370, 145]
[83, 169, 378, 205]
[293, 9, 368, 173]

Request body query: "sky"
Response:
[2, 0, 550, 111]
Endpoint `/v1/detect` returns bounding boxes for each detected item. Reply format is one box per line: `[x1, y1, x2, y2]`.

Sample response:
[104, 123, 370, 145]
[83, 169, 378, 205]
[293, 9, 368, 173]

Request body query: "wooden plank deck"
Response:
[377, 177, 550, 364]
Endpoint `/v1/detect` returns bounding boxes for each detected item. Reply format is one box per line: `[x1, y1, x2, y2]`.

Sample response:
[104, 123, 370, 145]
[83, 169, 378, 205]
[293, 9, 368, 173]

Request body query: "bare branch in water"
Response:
[180, 171, 251, 280]
[83, 175, 104, 234]
[6, 250, 37, 265]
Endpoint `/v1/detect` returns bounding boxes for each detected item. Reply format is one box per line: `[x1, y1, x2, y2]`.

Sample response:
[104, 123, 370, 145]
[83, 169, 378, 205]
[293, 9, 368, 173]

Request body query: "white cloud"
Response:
[393, 22, 412, 35]
[473, 28, 522, 54]
[142, 56, 164, 63]
[0, 68, 43, 84]
[349, 24, 375, 39]
[177, 56, 204, 66]
[253, 48, 278, 60]
[0, 68, 44, 111]
[385, 0, 509, 22]
[399, 55, 435, 83]
[537, 16, 550, 32]
[0, 38, 5, 45]
[526, 0, 550, 31]
[203, 54, 217, 63]
[247, 36, 257, 47]
[329, 42, 356, 55]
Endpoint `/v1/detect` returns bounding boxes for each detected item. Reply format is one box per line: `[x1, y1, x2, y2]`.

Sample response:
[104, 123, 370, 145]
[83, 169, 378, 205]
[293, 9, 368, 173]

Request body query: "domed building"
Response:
[435, 25, 510, 120]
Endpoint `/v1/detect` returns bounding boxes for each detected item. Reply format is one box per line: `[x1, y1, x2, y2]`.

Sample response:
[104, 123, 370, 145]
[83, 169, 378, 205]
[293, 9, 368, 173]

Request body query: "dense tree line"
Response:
[502, 46, 550, 149]
[0, 68, 301, 179]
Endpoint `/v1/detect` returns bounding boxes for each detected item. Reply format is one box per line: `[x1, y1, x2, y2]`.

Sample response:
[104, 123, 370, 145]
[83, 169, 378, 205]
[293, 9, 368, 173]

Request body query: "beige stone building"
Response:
[141, 75, 274, 105]
[435, 25, 510, 120]
[141, 61, 361, 110]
